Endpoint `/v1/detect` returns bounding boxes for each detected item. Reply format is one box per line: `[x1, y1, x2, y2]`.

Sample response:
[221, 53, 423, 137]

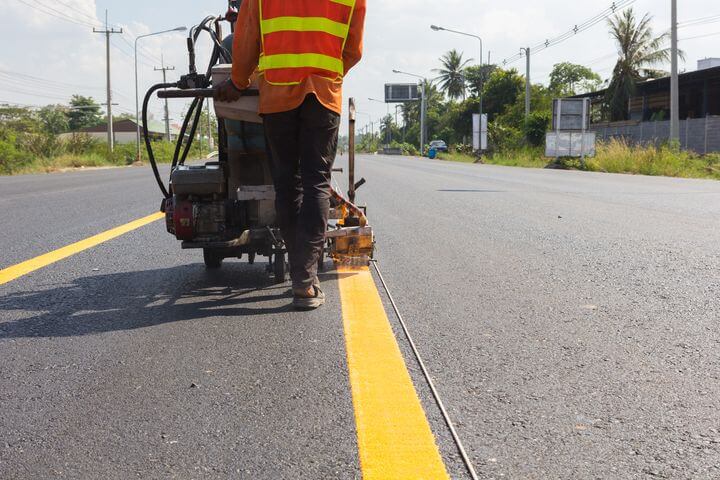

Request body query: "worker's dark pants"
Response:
[263, 95, 340, 290]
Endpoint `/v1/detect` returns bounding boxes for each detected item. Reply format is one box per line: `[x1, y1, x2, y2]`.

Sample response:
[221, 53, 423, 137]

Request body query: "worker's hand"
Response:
[214, 78, 243, 102]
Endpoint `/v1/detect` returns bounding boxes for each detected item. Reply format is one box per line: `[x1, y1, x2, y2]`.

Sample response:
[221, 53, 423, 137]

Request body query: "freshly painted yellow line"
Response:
[338, 266, 450, 479]
[0, 212, 164, 286]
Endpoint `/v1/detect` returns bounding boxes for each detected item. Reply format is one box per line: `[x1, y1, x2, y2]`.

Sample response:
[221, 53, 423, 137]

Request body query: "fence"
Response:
[589, 116, 720, 154]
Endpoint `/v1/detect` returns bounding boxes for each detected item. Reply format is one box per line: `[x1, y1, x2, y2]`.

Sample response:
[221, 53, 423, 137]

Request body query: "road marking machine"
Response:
[142, 2, 373, 282]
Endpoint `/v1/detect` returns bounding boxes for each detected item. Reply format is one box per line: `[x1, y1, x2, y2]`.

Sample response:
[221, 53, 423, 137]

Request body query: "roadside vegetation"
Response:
[0, 96, 210, 175]
[434, 140, 720, 180]
[357, 8, 718, 181]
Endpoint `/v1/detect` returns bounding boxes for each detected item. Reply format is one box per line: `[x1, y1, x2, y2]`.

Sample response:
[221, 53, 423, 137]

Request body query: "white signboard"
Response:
[545, 132, 596, 157]
[473, 113, 488, 151]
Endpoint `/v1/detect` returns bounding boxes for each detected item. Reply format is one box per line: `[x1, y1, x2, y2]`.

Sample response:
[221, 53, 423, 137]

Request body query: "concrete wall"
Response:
[590, 116, 720, 154]
[59, 131, 170, 144]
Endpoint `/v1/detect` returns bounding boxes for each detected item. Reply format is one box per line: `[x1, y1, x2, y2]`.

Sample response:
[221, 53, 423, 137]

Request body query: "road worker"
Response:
[215, 0, 366, 310]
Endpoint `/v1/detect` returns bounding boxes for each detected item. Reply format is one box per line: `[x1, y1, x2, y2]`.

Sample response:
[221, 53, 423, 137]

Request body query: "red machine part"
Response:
[172, 199, 195, 240]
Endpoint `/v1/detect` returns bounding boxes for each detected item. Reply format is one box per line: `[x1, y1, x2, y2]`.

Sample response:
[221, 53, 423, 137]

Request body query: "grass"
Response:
[433, 139, 720, 181]
[0, 141, 207, 176]
[435, 152, 478, 163]
[586, 139, 720, 180]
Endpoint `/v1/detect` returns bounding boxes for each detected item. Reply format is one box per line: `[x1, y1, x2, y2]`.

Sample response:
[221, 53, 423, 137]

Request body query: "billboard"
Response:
[545, 132, 596, 157]
[385, 83, 420, 103]
[552, 98, 591, 131]
[472, 114, 488, 151]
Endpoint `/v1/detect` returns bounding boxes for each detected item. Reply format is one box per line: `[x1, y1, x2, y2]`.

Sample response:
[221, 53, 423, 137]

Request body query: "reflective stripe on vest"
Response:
[259, 0, 356, 86]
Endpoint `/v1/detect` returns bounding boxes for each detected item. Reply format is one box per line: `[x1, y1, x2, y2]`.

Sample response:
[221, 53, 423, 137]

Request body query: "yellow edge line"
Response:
[337, 266, 450, 479]
[0, 212, 164, 286]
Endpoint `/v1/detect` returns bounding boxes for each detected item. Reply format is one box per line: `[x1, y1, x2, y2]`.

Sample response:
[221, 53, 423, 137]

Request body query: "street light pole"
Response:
[431, 25, 484, 150]
[134, 26, 187, 161]
[369, 97, 391, 144]
[393, 69, 427, 152]
[670, 0, 679, 144]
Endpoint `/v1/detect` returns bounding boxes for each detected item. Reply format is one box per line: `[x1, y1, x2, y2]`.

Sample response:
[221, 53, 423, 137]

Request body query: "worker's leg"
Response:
[294, 95, 340, 290]
[263, 107, 302, 273]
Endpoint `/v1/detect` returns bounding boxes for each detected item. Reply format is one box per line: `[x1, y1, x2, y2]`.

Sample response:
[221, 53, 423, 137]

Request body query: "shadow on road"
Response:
[437, 189, 506, 193]
[0, 263, 294, 339]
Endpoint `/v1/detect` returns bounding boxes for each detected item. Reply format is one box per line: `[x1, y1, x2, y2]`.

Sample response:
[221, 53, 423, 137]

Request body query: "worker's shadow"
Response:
[0, 264, 294, 339]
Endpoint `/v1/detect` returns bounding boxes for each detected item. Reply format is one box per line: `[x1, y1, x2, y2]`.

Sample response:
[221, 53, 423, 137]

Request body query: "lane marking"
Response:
[0, 212, 164, 286]
[338, 266, 450, 479]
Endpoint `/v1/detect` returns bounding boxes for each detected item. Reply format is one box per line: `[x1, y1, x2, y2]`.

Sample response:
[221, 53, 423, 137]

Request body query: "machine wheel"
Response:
[203, 248, 223, 269]
[273, 251, 287, 283]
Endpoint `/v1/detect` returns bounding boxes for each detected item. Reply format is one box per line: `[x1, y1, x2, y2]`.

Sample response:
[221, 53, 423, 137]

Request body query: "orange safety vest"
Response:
[258, 0, 357, 86]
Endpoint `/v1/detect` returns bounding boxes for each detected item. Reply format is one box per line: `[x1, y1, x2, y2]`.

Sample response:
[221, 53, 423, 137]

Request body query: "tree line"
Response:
[360, 8, 673, 154]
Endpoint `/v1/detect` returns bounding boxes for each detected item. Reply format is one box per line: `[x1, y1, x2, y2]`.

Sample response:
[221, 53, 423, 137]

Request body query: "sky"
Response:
[1, 0, 719, 133]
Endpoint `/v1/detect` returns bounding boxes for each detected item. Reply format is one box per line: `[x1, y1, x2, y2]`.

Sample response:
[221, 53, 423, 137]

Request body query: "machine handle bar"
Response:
[157, 88, 259, 99]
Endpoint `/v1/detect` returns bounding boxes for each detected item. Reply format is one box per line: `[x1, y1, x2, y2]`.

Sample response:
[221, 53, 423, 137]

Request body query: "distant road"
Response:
[2, 156, 720, 478]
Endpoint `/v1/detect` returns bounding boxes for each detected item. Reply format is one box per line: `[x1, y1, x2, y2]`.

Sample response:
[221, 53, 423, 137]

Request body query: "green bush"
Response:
[452, 143, 475, 155]
[487, 122, 524, 152]
[0, 134, 34, 174]
[522, 112, 550, 147]
[66, 133, 99, 155]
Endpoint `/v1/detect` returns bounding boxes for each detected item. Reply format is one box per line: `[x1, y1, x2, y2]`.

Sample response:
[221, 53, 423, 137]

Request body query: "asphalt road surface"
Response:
[2, 156, 720, 479]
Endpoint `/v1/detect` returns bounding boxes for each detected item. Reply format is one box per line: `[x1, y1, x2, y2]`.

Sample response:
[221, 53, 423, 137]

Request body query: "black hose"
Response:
[143, 81, 177, 199]
[180, 96, 205, 165]
[171, 97, 200, 171]
[144, 14, 227, 197]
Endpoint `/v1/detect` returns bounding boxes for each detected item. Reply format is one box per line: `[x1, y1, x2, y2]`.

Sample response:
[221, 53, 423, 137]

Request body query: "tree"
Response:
[0, 105, 39, 133]
[433, 49, 472, 101]
[379, 114, 400, 145]
[401, 80, 443, 148]
[38, 105, 69, 134]
[549, 62, 602, 96]
[68, 95, 103, 131]
[604, 9, 675, 121]
[464, 64, 497, 97]
[482, 68, 524, 120]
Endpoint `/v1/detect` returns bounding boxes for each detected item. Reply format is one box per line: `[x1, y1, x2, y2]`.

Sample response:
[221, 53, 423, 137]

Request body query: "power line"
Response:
[0, 69, 135, 104]
[110, 37, 157, 69]
[118, 35, 163, 65]
[0, 68, 102, 91]
[678, 13, 720, 28]
[499, 0, 636, 67]
[680, 30, 720, 41]
[14, 0, 98, 28]
[42, 0, 110, 26]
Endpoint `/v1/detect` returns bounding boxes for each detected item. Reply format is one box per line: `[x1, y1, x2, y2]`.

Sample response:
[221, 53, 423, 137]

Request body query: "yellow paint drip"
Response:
[0, 212, 164, 285]
[338, 266, 450, 479]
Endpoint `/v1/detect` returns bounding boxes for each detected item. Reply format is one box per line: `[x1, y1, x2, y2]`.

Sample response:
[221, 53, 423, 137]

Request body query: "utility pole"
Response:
[670, 0, 680, 144]
[521, 47, 531, 118]
[154, 54, 175, 141]
[420, 81, 427, 151]
[93, 11, 122, 157]
[207, 101, 214, 152]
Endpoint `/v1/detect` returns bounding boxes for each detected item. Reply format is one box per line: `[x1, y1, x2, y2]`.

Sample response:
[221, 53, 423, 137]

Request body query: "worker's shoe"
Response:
[292, 285, 325, 310]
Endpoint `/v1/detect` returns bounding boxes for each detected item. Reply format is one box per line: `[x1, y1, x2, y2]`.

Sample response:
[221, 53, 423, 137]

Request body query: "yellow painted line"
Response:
[338, 266, 450, 479]
[0, 212, 164, 286]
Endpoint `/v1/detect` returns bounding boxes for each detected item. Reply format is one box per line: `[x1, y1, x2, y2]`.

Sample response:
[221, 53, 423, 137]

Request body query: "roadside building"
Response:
[61, 119, 179, 144]
[572, 61, 720, 154]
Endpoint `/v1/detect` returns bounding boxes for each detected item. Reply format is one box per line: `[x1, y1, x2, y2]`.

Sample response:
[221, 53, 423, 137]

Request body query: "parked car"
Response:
[429, 140, 448, 152]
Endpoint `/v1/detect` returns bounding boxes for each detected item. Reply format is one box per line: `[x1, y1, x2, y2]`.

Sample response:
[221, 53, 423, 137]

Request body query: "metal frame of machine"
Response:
[142, 3, 374, 282]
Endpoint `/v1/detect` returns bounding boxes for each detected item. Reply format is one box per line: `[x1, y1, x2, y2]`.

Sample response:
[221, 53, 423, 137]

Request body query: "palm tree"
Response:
[433, 49, 472, 101]
[604, 8, 676, 121]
